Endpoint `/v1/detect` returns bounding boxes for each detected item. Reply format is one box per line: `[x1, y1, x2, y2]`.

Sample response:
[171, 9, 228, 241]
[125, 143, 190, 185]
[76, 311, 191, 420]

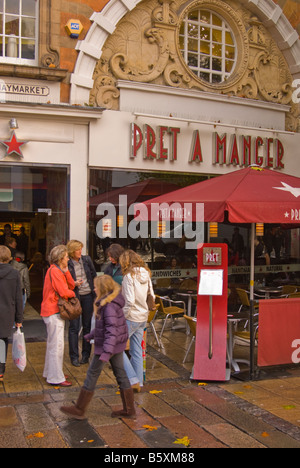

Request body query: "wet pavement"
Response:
[1, 304, 300, 449]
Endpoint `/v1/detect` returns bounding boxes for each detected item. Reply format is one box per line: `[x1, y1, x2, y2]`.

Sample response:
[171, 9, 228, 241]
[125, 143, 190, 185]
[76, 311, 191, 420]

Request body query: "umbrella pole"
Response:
[250, 223, 255, 380]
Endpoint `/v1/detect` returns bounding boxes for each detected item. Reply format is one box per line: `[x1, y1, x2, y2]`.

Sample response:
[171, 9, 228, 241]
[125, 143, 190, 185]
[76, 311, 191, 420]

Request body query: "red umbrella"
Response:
[135, 166, 300, 379]
[135, 167, 300, 224]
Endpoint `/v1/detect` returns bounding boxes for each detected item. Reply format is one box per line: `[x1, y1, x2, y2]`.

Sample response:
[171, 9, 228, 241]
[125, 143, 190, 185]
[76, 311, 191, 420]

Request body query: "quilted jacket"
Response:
[84, 292, 128, 362]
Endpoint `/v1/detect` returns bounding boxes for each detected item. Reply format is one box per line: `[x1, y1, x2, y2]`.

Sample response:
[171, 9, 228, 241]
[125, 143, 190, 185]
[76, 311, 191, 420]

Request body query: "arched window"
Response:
[0, 0, 38, 64]
[179, 9, 236, 84]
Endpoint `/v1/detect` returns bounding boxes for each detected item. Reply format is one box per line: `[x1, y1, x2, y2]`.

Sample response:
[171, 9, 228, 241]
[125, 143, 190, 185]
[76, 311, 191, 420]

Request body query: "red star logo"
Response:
[1, 131, 27, 158]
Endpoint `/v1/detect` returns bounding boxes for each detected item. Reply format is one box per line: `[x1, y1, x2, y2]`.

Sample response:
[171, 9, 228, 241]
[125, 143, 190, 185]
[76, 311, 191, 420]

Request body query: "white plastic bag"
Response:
[12, 328, 26, 372]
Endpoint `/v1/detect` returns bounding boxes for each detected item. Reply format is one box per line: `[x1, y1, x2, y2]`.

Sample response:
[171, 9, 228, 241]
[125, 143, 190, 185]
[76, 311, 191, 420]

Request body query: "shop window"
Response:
[0, 0, 38, 65]
[179, 9, 236, 84]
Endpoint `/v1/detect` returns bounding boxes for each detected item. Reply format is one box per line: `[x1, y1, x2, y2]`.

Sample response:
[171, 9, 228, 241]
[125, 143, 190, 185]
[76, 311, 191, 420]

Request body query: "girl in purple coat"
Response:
[61, 275, 135, 420]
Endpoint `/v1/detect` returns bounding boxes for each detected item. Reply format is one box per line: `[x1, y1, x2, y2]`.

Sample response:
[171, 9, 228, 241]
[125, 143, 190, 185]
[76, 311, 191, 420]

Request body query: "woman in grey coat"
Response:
[0, 246, 23, 381]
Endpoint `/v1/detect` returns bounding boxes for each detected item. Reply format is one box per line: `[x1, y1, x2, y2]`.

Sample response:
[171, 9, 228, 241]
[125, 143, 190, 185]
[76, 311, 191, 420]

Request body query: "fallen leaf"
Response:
[174, 436, 191, 447]
[283, 405, 296, 410]
[143, 425, 158, 431]
[87, 440, 94, 443]
[149, 390, 162, 394]
[261, 432, 270, 438]
[116, 391, 120, 395]
[26, 432, 45, 439]
[234, 391, 244, 395]
[243, 385, 252, 389]
[198, 382, 208, 387]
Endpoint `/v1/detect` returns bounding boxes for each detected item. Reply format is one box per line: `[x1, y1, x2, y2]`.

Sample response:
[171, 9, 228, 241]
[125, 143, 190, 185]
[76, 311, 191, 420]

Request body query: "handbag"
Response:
[49, 268, 82, 321]
[147, 278, 156, 311]
[147, 293, 156, 311]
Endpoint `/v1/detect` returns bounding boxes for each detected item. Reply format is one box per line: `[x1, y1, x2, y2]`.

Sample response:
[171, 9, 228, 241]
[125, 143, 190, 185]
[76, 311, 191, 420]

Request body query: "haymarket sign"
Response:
[0, 82, 50, 97]
[130, 123, 285, 169]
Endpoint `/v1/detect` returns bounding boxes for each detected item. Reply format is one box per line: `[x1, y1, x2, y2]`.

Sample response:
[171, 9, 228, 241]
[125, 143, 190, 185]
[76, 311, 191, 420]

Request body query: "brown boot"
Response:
[60, 388, 94, 420]
[111, 388, 136, 419]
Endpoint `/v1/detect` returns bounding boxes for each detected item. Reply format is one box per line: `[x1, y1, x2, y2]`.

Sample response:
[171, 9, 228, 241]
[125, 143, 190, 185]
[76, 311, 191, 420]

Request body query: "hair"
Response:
[67, 240, 84, 259]
[0, 245, 12, 263]
[94, 275, 120, 310]
[5, 237, 17, 247]
[49, 245, 68, 265]
[119, 249, 151, 278]
[106, 243, 124, 263]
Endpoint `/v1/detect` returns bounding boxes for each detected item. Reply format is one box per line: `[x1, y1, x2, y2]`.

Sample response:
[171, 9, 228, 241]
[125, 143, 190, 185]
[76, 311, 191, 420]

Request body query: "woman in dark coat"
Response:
[60, 275, 135, 420]
[0, 246, 23, 380]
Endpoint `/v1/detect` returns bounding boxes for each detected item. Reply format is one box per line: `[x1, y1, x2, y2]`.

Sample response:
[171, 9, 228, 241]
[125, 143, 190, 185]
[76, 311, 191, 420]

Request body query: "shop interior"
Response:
[0, 165, 68, 311]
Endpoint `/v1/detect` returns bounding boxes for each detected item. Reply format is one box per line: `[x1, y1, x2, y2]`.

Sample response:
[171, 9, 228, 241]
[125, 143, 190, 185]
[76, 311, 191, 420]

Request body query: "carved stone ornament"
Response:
[89, 0, 299, 131]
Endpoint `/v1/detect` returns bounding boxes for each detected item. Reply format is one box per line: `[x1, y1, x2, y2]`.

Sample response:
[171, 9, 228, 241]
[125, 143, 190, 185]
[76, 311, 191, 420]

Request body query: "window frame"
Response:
[0, 0, 39, 66]
[179, 9, 237, 85]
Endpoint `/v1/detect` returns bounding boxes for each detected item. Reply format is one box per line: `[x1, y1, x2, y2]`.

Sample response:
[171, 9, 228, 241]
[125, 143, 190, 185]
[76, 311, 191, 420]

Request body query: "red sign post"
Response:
[193, 243, 228, 381]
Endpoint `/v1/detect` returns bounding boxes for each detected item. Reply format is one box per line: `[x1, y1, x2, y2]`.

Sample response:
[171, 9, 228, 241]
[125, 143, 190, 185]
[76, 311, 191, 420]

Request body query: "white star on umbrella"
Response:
[274, 182, 300, 198]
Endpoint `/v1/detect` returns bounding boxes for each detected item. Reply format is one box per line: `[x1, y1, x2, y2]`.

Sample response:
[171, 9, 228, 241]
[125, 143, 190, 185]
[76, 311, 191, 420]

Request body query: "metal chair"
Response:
[147, 306, 164, 348]
[155, 295, 186, 338]
[183, 315, 197, 364]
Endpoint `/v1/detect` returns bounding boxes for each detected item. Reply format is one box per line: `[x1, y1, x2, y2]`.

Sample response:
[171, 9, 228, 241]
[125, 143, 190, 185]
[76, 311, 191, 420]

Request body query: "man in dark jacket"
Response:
[67, 240, 97, 366]
[0, 246, 23, 380]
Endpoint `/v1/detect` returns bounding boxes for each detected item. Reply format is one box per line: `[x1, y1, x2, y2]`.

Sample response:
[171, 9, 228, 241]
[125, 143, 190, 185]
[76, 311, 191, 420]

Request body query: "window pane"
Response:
[6, 36, 19, 58]
[22, 17, 35, 37]
[5, 15, 19, 35]
[21, 38, 35, 59]
[6, 0, 19, 14]
[22, 0, 36, 16]
[0, 1, 3, 13]
[212, 14, 222, 27]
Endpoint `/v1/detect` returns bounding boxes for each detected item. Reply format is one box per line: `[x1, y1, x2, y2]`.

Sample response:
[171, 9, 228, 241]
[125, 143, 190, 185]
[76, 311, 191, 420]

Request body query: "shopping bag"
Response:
[12, 328, 26, 372]
[0, 339, 6, 365]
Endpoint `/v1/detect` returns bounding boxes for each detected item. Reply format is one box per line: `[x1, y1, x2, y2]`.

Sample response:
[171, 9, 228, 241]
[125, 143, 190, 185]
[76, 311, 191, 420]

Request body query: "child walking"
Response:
[60, 275, 135, 420]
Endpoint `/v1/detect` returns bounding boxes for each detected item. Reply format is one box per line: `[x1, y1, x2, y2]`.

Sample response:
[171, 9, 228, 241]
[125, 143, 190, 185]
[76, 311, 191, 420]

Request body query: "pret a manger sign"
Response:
[130, 123, 285, 169]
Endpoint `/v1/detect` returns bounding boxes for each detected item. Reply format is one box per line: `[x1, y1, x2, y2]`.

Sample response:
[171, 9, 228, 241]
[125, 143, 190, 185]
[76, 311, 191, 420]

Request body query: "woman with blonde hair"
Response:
[60, 275, 135, 420]
[119, 250, 155, 392]
[41, 245, 76, 387]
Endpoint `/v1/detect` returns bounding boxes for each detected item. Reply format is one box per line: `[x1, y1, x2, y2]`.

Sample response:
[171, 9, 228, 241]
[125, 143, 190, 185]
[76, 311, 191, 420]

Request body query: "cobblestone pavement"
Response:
[1, 309, 300, 449]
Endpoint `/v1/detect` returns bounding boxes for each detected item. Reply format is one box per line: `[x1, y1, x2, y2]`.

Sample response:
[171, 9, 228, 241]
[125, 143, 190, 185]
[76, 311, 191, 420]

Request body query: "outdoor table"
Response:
[176, 290, 197, 317]
[255, 286, 281, 299]
[227, 314, 250, 373]
[176, 290, 197, 335]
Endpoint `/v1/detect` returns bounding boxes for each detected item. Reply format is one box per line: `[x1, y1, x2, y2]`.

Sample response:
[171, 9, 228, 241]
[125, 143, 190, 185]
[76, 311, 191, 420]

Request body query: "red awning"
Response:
[135, 167, 300, 224]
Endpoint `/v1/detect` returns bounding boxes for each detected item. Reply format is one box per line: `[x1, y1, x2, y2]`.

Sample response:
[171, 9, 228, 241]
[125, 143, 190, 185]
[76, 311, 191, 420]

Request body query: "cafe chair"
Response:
[288, 292, 300, 299]
[179, 279, 197, 291]
[279, 285, 297, 297]
[183, 315, 197, 364]
[155, 295, 186, 339]
[147, 306, 164, 348]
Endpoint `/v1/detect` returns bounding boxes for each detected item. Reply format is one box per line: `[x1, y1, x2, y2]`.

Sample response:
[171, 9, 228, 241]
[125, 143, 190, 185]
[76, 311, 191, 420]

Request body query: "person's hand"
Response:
[75, 279, 84, 287]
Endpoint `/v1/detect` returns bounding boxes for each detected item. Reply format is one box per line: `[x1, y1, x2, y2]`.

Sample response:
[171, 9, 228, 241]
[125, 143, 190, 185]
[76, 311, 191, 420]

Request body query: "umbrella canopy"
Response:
[135, 167, 300, 224]
[90, 178, 180, 208]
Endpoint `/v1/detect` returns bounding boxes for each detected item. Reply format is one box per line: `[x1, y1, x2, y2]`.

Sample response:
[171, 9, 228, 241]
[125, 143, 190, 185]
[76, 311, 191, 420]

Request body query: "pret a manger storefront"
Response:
[88, 83, 300, 285]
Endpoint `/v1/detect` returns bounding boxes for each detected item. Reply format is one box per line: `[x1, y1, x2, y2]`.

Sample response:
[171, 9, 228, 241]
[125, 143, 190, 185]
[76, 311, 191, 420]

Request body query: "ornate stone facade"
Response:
[89, 0, 299, 131]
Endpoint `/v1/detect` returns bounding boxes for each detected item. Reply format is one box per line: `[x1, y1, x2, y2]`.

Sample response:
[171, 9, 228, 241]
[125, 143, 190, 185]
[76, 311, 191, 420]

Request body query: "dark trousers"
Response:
[0, 338, 8, 375]
[69, 293, 94, 361]
[83, 353, 131, 392]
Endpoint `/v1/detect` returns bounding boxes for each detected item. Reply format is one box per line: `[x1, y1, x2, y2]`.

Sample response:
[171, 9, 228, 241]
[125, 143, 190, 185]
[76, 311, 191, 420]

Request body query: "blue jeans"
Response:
[123, 320, 146, 386]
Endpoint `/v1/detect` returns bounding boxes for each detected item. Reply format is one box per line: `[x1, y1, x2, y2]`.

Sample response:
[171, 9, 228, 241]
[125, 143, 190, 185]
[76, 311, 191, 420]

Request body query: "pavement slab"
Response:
[1, 315, 300, 449]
